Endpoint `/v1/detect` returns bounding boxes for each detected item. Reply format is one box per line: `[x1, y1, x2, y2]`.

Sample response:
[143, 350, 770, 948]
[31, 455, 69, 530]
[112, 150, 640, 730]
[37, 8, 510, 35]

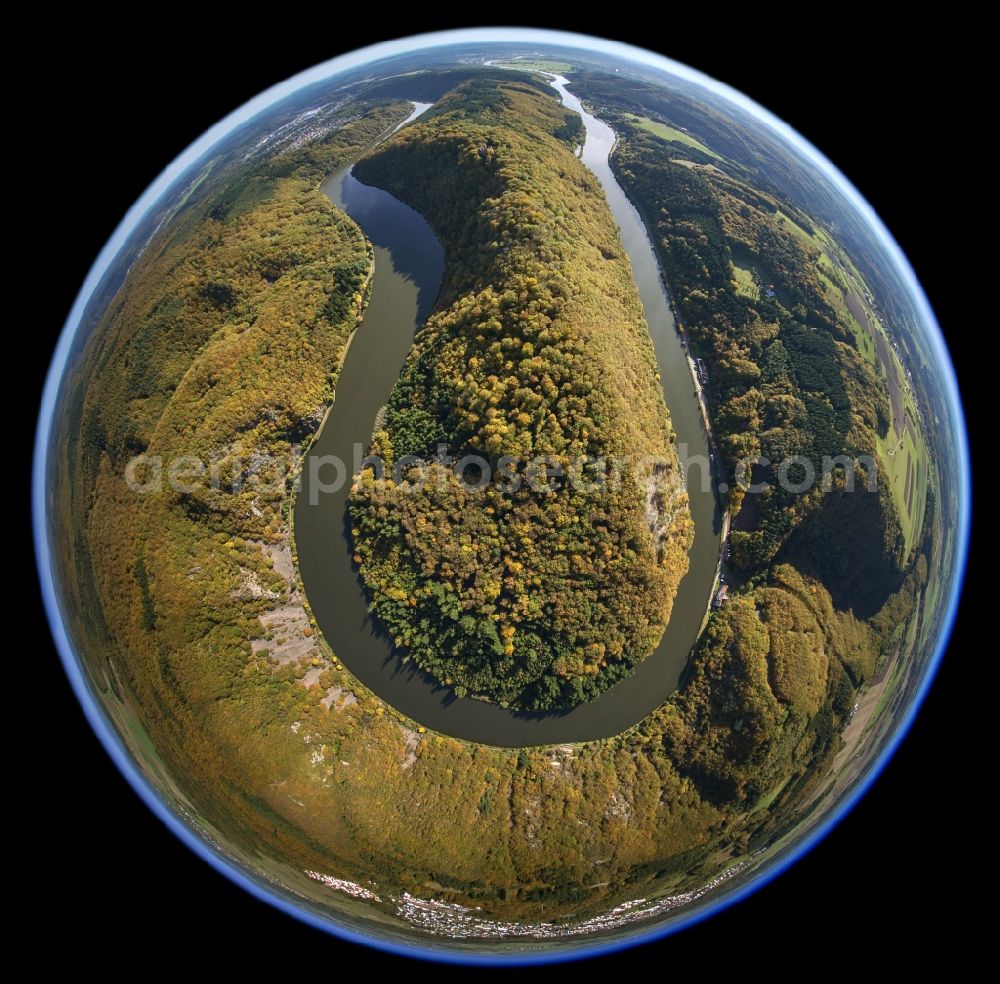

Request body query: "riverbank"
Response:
[582, 106, 735, 630]
[293, 82, 722, 744]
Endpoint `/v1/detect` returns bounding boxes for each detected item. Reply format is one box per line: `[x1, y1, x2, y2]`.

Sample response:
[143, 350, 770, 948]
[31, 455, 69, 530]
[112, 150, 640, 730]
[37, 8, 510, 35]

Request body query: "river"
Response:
[293, 87, 721, 745]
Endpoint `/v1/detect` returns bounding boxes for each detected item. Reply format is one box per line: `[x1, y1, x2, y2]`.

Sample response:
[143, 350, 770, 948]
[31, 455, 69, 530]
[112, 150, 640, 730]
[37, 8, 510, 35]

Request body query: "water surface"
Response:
[294, 91, 721, 744]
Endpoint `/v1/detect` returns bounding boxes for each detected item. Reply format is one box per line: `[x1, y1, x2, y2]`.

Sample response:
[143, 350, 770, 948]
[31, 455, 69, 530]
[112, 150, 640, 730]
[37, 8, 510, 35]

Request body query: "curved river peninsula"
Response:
[294, 90, 722, 745]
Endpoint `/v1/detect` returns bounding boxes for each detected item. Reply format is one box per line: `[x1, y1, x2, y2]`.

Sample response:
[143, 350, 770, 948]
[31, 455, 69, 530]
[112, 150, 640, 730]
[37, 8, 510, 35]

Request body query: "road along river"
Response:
[294, 90, 722, 745]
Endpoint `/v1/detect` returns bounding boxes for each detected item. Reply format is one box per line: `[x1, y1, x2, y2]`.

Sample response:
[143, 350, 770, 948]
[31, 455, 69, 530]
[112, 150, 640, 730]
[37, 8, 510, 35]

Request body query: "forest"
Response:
[596, 117, 907, 615]
[48, 67, 931, 935]
[348, 76, 692, 710]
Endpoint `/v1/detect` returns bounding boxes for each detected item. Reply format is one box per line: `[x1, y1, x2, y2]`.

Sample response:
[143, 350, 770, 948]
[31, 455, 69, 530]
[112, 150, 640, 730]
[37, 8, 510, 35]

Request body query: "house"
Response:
[712, 584, 729, 608]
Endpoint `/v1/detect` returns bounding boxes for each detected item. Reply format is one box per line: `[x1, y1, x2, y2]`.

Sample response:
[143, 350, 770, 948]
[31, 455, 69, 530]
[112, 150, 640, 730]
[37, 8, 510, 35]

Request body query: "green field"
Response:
[772, 209, 819, 246]
[625, 114, 722, 160]
[773, 217, 928, 557]
[494, 59, 573, 73]
[831, 243, 929, 557]
[732, 262, 758, 299]
[816, 257, 876, 361]
[918, 513, 946, 650]
[877, 405, 928, 558]
[873, 648, 907, 723]
[730, 245, 759, 300]
[752, 776, 790, 814]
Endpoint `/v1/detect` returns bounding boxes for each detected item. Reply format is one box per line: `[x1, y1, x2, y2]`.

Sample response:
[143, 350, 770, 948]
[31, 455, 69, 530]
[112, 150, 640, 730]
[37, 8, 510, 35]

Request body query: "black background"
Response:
[26, 17, 976, 972]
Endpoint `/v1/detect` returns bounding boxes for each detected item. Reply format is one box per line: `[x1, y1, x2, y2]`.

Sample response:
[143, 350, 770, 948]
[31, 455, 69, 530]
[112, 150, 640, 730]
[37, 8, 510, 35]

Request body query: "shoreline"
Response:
[292, 85, 725, 744]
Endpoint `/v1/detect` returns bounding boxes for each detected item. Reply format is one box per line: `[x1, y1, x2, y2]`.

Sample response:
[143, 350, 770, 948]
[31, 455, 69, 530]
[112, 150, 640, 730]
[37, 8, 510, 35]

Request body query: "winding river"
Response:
[294, 87, 722, 745]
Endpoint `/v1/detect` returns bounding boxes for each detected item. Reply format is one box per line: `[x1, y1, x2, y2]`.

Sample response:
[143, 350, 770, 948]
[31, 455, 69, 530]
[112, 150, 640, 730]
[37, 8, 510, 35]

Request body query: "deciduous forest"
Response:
[349, 77, 692, 709]
[47, 69, 933, 933]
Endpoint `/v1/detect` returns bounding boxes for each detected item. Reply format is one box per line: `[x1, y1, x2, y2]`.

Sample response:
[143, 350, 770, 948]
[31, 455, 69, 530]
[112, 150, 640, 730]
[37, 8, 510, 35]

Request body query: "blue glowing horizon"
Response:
[33, 28, 970, 965]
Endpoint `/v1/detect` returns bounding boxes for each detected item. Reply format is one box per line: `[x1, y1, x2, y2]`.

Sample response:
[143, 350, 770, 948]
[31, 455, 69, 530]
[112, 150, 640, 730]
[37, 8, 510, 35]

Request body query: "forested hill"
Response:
[46, 69, 935, 928]
[568, 70, 919, 345]
[608, 123, 906, 616]
[349, 76, 694, 710]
